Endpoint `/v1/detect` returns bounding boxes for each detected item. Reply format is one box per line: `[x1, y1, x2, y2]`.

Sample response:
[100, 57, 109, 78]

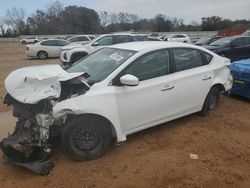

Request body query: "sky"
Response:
[0, 0, 249, 23]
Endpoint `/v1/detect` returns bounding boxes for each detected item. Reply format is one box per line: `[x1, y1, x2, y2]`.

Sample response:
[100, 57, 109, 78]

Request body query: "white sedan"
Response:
[2, 41, 232, 174]
[164, 34, 191, 43]
[26, 39, 69, 59]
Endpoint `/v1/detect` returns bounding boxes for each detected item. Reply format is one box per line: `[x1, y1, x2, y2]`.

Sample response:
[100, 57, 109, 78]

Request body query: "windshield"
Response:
[209, 36, 235, 46]
[67, 48, 136, 84]
[195, 36, 212, 44]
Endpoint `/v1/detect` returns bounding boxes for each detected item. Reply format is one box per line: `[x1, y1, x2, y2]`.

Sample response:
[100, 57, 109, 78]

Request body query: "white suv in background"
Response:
[163, 34, 191, 43]
[20, 37, 39, 44]
[66, 35, 95, 45]
[60, 33, 148, 65]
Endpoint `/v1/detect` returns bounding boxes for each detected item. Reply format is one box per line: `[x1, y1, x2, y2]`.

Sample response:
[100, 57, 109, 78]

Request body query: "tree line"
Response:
[0, 0, 250, 37]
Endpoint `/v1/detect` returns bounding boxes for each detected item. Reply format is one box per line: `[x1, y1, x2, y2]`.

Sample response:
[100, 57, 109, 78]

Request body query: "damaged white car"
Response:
[1, 42, 232, 175]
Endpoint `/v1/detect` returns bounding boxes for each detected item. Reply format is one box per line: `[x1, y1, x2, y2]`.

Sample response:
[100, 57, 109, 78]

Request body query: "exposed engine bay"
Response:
[0, 65, 89, 175]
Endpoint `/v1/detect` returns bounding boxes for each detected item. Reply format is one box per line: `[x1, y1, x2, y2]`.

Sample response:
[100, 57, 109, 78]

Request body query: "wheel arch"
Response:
[65, 113, 118, 139]
[211, 83, 225, 92]
[37, 50, 48, 58]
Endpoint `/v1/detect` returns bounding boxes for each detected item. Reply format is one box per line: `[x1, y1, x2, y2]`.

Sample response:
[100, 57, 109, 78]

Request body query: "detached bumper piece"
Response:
[0, 120, 54, 175]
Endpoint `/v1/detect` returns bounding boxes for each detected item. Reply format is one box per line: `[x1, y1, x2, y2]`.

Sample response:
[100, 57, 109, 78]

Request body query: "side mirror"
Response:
[92, 42, 99, 46]
[120, 74, 139, 86]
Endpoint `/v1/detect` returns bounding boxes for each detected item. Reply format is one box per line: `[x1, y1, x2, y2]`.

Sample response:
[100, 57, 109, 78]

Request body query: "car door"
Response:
[170, 48, 213, 114]
[54, 40, 68, 56]
[114, 49, 178, 133]
[47, 40, 61, 57]
[229, 37, 249, 60]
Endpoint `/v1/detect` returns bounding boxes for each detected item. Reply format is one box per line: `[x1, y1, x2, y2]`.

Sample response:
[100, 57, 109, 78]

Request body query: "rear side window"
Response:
[41, 40, 57, 46]
[177, 35, 185, 38]
[202, 52, 213, 65]
[124, 50, 170, 81]
[78, 36, 89, 41]
[114, 35, 131, 44]
[173, 48, 203, 72]
[231, 38, 248, 46]
[56, 40, 69, 46]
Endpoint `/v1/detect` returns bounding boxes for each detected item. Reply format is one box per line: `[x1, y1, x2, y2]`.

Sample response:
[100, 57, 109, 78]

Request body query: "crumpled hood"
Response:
[5, 64, 84, 104]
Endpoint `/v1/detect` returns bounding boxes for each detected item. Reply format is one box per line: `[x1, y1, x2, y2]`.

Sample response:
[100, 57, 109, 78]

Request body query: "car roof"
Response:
[40, 39, 67, 43]
[109, 41, 201, 52]
[224, 35, 250, 40]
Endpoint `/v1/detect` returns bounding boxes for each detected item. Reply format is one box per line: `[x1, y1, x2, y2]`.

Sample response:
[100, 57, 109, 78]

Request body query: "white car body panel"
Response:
[5, 65, 84, 104]
[7, 42, 233, 142]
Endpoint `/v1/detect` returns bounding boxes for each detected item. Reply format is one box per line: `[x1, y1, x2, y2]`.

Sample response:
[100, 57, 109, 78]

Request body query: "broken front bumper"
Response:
[0, 119, 54, 175]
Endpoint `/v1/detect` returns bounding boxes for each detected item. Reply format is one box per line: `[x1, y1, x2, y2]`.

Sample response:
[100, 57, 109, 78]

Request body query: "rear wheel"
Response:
[38, 51, 48, 59]
[200, 87, 220, 116]
[61, 116, 112, 161]
[21, 41, 26, 44]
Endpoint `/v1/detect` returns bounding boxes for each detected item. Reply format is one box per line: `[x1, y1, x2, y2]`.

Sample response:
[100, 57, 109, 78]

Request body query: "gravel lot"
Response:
[0, 42, 250, 188]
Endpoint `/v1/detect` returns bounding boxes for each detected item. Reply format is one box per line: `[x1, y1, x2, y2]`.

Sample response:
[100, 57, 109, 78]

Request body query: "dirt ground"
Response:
[0, 42, 250, 188]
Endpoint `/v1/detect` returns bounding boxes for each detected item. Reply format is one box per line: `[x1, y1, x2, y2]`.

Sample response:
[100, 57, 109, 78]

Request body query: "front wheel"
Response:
[200, 87, 220, 116]
[61, 116, 112, 161]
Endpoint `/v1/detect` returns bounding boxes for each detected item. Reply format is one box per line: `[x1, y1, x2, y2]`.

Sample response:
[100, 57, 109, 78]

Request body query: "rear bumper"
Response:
[26, 51, 37, 58]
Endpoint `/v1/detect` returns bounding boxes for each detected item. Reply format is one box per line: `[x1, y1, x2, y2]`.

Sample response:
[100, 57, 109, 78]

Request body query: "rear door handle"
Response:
[202, 76, 212, 81]
[161, 85, 174, 91]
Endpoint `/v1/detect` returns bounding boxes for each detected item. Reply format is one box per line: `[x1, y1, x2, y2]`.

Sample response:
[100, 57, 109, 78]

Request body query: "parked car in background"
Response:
[60, 33, 149, 65]
[195, 35, 223, 46]
[148, 36, 163, 41]
[230, 58, 250, 99]
[66, 35, 95, 45]
[163, 34, 191, 43]
[26, 39, 69, 59]
[243, 30, 250, 36]
[203, 36, 250, 61]
[1, 42, 232, 175]
[20, 37, 39, 44]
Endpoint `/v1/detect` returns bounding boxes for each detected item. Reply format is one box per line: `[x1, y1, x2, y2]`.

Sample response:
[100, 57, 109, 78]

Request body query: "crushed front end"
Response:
[0, 94, 55, 175]
[0, 64, 89, 175]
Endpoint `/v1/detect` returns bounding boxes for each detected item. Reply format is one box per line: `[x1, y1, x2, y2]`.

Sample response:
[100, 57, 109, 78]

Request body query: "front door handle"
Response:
[202, 76, 212, 81]
[161, 85, 174, 91]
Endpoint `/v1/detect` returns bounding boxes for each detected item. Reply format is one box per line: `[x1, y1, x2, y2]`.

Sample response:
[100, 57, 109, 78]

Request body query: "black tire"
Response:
[34, 40, 38, 43]
[38, 51, 48, 59]
[61, 116, 112, 161]
[70, 53, 88, 63]
[21, 41, 26, 44]
[200, 87, 220, 116]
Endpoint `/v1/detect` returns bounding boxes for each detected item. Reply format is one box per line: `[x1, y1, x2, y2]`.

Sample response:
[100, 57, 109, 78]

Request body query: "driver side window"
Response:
[124, 50, 170, 81]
